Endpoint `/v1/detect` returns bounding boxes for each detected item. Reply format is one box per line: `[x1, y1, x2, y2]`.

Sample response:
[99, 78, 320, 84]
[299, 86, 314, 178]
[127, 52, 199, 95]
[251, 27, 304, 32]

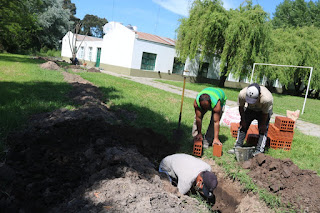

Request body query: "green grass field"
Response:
[155, 79, 320, 125]
[1, 53, 319, 211]
[0, 54, 75, 151]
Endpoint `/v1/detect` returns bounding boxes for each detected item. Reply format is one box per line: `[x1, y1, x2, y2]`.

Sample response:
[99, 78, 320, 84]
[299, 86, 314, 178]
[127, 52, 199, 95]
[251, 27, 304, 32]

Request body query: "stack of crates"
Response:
[268, 116, 295, 151]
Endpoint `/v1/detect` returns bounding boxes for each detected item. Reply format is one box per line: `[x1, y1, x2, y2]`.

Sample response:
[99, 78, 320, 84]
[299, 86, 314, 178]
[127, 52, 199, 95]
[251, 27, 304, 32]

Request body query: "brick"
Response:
[230, 122, 240, 138]
[193, 140, 202, 157]
[274, 116, 295, 132]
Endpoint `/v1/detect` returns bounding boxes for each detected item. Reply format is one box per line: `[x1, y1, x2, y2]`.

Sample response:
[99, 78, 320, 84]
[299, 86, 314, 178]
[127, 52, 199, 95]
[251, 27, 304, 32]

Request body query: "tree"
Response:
[80, 14, 108, 38]
[272, 0, 320, 28]
[175, 0, 229, 81]
[176, 0, 271, 87]
[36, 0, 73, 49]
[220, 1, 271, 86]
[264, 26, 320, 96]
[63, 0, 80, 26]
[0, 0, 40, 52]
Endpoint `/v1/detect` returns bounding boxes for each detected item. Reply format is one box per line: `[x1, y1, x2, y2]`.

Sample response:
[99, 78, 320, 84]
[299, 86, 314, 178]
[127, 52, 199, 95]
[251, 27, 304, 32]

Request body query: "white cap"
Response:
[246, 83, 260, 104]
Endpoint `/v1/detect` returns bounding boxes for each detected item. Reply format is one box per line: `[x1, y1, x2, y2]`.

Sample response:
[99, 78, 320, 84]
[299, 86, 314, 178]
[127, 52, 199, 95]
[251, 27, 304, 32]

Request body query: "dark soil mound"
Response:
[87, 68, 100, 73]
[0, 110, 178, 212]
[242, 154, 320, 212]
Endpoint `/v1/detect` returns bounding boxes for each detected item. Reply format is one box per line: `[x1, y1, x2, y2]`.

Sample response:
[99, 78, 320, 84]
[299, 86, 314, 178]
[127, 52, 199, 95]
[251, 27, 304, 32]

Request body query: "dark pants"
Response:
[235, 108, 272, 152]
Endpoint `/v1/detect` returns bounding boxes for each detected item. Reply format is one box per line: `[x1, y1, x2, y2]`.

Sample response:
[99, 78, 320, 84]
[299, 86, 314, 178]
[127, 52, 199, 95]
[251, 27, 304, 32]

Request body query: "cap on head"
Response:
[201, 171, 218, 199]
[246, 83, 260, 104]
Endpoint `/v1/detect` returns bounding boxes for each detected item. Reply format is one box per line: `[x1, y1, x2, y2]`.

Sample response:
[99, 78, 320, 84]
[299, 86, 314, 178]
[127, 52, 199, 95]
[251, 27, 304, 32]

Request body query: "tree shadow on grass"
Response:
[0, 54, 45, 65]
[0, 80, 196, 212]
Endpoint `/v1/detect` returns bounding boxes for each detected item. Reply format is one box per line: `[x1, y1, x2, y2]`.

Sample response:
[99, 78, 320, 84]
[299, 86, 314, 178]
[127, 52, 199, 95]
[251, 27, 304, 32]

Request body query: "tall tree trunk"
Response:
[219, 66, 228, 88]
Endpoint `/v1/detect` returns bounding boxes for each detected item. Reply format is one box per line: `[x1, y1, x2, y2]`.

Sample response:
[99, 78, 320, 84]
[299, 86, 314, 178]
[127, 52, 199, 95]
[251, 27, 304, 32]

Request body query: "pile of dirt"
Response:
[87, 68, 100, 73]
[40, 61, 60, 70]
[242, 154, 320, 212]
[0, 72, 212, 213]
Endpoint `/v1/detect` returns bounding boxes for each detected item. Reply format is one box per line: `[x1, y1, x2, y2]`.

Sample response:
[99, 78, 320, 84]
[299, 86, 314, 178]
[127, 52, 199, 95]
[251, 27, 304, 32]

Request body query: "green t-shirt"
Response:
[196, 87, 227, 111]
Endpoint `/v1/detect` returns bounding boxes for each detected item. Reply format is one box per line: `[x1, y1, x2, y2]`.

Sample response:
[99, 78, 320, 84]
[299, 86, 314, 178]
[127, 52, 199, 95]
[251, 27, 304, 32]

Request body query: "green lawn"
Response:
[0, 53, 75, 151]
[155, 79, 320, 125]
[79, 72, 320, 211]
[77, 73, 320, 175]
[1, 53, 319, 211]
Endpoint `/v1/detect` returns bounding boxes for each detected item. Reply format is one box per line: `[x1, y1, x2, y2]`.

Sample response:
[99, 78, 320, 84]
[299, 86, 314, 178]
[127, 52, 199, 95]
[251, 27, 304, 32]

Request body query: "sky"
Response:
[73, 0, 285, 39]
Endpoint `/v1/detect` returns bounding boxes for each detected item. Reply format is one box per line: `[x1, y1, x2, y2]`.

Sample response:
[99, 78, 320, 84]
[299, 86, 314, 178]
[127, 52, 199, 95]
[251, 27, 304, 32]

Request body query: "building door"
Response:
[95, 48, 101, 67]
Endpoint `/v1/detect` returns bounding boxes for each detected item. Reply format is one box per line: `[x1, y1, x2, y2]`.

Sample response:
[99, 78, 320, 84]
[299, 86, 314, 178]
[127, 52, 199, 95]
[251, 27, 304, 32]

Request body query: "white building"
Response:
[61, 32, 103, 66]
[61, 22, 221, 79]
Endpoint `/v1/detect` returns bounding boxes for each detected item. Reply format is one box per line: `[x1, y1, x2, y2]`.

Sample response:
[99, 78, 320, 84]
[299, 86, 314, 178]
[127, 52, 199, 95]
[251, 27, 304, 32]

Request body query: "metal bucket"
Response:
[234, 147, 255, 162]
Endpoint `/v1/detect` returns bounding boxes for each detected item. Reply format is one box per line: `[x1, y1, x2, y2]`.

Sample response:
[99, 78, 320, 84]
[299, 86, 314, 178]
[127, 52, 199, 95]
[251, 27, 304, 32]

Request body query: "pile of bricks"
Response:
[268, 116, 295, 151]
[230, 116, 295, 151]
[230, 122, 260, 145]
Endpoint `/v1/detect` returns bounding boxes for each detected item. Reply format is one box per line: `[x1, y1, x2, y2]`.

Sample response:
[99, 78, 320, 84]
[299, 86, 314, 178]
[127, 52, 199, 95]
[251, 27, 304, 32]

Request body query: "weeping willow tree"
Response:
[264, 26, 320, 96]
[220, 1, 271, 86]
[176, 0, 271, 87]
[175, 0, 228, 80]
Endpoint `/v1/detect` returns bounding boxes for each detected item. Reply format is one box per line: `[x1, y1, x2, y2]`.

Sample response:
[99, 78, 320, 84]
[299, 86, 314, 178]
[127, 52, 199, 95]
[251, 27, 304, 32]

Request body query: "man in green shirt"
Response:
[192, 87, 227, 148]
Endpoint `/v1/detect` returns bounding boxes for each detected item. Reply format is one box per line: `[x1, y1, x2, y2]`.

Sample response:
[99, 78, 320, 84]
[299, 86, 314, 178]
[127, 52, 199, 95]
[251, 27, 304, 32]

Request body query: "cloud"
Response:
[152, 0, 191, 17]
[153, 0, 243, 17]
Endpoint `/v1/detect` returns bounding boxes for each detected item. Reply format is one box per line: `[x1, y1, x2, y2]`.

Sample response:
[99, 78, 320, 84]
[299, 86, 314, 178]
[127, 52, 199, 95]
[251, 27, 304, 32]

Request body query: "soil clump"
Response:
[243, 154, 320, 212]
[40, 61, 60, 70]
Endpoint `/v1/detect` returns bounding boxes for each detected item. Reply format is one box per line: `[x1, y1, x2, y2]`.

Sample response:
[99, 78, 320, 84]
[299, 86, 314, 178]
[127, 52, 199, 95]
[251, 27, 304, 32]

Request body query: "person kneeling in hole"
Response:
[159, 154, 217, 202]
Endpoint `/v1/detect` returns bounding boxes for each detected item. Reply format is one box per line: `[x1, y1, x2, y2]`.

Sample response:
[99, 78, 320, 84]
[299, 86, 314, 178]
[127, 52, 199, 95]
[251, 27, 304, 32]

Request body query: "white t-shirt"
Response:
[159, 154, 211, 194]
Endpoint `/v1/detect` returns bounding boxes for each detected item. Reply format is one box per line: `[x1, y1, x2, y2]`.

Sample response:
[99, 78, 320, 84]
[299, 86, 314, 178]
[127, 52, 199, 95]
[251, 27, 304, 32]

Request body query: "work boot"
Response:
[203, 139, 210, 149]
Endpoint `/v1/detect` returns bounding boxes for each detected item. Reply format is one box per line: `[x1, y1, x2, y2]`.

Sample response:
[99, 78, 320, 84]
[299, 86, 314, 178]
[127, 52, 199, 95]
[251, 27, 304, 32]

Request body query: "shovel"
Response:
[173, 72, 188, 141]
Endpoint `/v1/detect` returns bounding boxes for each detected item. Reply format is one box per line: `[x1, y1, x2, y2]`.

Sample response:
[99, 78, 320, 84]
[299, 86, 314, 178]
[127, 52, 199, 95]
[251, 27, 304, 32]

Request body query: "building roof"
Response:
[135, 31, 175, 46]
[76, 34, 103, 42]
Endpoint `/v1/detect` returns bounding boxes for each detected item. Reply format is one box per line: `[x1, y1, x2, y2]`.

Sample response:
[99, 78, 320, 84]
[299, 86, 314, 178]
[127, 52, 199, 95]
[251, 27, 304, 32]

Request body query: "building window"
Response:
[89, 47, 93, 61]
[172, 57, 185, 74]
[199, 62, 209, 78]
[79, 46, 84, 59]
[141, 52, 157, 71]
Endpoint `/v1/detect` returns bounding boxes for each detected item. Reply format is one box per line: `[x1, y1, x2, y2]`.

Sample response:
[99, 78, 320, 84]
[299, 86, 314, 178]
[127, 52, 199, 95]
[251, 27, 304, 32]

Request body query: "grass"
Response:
[77, 72, 319, 212]
[0, 53, 75, 151]
[155, 79, 320, 125]
[1, 53, 319, 212]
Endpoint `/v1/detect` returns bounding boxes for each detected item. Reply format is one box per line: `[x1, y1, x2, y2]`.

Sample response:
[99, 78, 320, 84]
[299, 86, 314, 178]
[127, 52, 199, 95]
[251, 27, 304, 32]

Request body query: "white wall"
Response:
[131, 39, 176, 73]
[61, 32, 102, 63]
[100, 22, 136, 68]
[76, 40, 103, 63]
[61, 32, 73, 59]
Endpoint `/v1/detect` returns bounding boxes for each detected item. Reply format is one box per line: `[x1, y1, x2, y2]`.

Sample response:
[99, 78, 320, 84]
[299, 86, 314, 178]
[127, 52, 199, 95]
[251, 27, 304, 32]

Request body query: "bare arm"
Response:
[213, 100, 222, 145]
[194, 100, 204, 140]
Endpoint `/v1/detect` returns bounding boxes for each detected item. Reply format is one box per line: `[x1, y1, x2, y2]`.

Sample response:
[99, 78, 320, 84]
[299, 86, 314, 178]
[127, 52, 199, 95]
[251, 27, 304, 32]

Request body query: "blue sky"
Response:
[73, 0, 285, 39]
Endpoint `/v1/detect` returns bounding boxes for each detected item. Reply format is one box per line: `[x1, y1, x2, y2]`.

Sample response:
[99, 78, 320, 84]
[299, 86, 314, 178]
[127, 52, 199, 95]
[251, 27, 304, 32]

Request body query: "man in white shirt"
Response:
[159, 154, 218, 200]
[229, 83, 273, 156]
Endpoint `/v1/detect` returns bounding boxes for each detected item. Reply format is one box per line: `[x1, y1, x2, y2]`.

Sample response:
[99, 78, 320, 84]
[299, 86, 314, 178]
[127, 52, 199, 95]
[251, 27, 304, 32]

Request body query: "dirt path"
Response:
[1, 65, 319, 213]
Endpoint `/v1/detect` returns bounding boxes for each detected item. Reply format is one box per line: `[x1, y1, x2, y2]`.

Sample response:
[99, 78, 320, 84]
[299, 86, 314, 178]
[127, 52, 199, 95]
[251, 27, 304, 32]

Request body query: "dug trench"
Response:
[0, 66, 318, 212]
[1, 70, 250, 213]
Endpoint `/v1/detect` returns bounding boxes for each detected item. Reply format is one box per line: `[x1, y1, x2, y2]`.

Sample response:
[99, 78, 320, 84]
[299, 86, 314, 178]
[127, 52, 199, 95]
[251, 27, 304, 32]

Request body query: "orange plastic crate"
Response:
[269, 135, 292, 151]
[193, 140, 202, 156]
[230, 123, 240, 138]
[274, 116, 295, 132]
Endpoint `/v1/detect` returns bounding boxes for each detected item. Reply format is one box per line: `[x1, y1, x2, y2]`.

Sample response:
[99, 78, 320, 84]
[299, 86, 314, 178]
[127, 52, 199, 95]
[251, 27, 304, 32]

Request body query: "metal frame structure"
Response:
[250, 63, 313, 115]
